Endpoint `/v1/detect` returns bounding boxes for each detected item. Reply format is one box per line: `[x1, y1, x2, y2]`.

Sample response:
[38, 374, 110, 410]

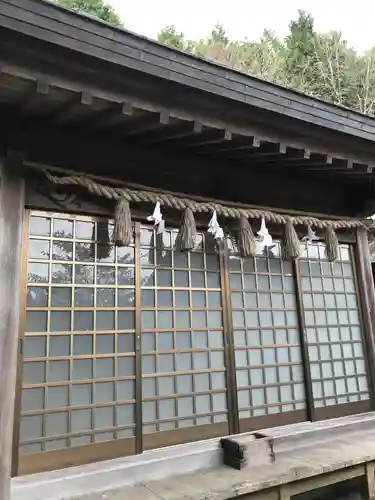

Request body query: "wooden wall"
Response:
[0, 156, 25, 500]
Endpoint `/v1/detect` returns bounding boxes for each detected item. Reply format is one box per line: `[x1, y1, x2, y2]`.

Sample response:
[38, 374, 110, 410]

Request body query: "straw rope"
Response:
[43, 171, 367, 230]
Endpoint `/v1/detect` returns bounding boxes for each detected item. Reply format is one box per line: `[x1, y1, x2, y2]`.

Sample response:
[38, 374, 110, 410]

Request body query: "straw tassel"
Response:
[324, 225, 339, 261]
[282, 218, 301, 261]
[177, 207, 196, 251]
[237, 215, 257, 257]
[114, 198, 133, 246]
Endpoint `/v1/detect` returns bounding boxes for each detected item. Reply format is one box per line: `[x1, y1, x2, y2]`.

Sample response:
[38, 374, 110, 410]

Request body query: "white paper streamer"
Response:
[257, 217, 273, 248]
[302, 224, 319, 243]
[147, 201, 165, 233]
[208, 211, 224, 240]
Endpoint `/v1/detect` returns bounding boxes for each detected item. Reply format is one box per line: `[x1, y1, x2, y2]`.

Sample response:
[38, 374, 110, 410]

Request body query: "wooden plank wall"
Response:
[0, 156, 25, 500]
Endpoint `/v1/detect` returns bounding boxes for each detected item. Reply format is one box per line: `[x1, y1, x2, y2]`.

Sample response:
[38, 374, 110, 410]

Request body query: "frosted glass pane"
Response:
[118, 404, 135, 425]
[74, 311, 94, 331]
[45, 412, 68, 436]
[157, 376, 174, 396]
[96, 334, 115, 354]
[175, 291, 189, 307]
[75, 288, 94, 306]
[117, 267, 134, 286]
[22, 388, 44, 412]
[20, 415, 43, 440]
[142, 311, 155, 329]
[52, 264, 72, 284]
[118, 289, 135, 306]
[49, 361, 69, 382]
[118, 310, 135, 330]
[46, 386, 68, 408]
[195, 373, 209, 391]
[53, 241, 73, 261]
[72, 359, 93, 380]
[53, 218, 73, 238]
[236, 369, 249, 387]
[71, 384, 92, 405]
[50, 336, 70, 356]
[193, 352, 209, 370]
[196, 394, 210, 413]
[157, 354, 174, 373]
[143, 401, 156, 421]
[211, 372, 226, 389]
[177, 397, 193, 417]
[252, 389, 265, 406]
[27, 286, 48, 307]
[95, 407, 114, 429]
[30, 216, 51, 236]
[158, 399, 175, 418]
[210, 351, 224, 368]
[23, 337, 46, 357]
[50, 311, 71, 332]
[192, 331, 208, 348]
[158, 311, 173, 329]
[97, 288, 115, 307]
[97, 266, 115, 285]
[94, 382, 114, 403]
[235, 350, 247, 367]
[29, 239, 50, 259]
[96, 311, 115, 330]
[28, 263, 49, 283]
[96, 358, 114, 378]
[176, 374, 193, 393]
[71, 409, 92, 432]
[26, 311, 47, 332]
[117, 356, 135, 376]
[73, 335, 93, 355]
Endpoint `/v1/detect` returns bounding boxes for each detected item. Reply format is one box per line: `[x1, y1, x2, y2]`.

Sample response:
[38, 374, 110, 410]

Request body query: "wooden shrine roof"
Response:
[1, 0, 375, 211]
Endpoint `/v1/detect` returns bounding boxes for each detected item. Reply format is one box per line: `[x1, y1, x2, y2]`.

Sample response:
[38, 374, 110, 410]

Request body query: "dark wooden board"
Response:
[1, 0, 375, 143]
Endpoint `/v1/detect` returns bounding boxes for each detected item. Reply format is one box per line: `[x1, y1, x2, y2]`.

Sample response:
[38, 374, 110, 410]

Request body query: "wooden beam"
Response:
[333, 163, 373, 176]
[138, 120, 203, 145]
[366, 462, 375, 499]
[249, 147, 310, 164]
[53, 91, 93, 125]
[17, 79, 50, 115]
[355, 227, 375, 408]
[122, 110, 170, 136]
[287, 158, 359, 172]
[221, 143, 291, 162]
[88, 101, 133, 131]
[169, 127, 232, 148]
[6, 121, 349, 215]
[194, 135, 260, 155]
[0, 153, 25, 500]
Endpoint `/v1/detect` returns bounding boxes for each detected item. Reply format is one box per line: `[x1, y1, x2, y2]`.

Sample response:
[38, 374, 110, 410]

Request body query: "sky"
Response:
[109, 0, 375, 52]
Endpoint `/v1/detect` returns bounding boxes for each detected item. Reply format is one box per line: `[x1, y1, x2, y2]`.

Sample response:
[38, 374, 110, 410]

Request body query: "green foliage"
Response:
[157, 25, 186, 50]
[57, 0, 123, 27]
[157, 11, 375, 116]
[210, 24, 229, 45]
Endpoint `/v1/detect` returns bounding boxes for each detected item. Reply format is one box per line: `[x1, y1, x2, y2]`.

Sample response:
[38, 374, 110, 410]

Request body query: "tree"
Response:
[57, 0, 123, 27]
[157, 14, 375, 119]
[284, 10, 318, 92]
[157, 25, 186, 50]
[210, 24, 229, 45]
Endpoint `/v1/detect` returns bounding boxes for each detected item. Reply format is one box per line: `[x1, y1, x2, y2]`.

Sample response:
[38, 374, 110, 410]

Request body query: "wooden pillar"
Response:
[355, 227, 375, 405]
[0, 156, 25, 500]
[366, 462, 375, 499]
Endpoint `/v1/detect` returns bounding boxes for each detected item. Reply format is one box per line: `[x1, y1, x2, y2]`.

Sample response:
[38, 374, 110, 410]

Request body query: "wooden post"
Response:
[366, 462, 375, 499]
[0, 156, 25, 500]
[355, 227, 375, 405]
